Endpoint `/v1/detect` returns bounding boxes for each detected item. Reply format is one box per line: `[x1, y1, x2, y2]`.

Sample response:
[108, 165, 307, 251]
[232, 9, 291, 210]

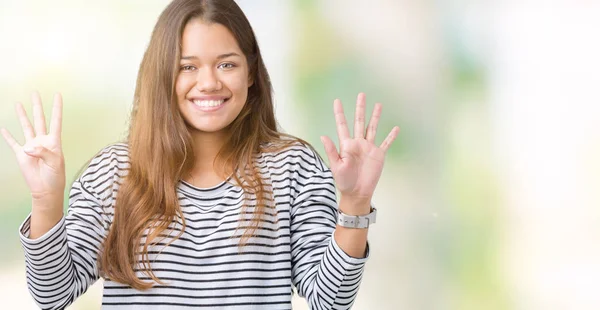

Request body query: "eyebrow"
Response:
[180, 52, 241, 61]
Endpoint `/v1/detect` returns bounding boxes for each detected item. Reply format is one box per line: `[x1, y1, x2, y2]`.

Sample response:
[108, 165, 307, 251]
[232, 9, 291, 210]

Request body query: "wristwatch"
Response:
[336, 207, 377, 229]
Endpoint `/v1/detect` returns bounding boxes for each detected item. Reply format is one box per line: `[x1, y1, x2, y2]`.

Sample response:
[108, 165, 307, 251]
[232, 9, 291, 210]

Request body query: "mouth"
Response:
[189, 98, 230, 112]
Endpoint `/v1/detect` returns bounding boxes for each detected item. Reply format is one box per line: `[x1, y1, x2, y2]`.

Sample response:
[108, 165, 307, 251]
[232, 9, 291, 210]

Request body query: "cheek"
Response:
[226, 74, 250, 95]
[175, 76, 192, 98]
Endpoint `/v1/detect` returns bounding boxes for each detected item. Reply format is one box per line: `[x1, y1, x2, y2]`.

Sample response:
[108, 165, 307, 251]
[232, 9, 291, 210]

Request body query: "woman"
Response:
[1, 0, 399, 309]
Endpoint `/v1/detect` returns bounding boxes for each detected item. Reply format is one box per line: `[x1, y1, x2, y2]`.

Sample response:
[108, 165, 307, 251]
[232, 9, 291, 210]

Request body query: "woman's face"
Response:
[175, 19, 252, 135]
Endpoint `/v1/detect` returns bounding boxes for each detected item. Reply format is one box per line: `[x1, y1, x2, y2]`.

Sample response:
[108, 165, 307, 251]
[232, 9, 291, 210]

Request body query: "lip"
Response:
[188, 97, 229, 112]
[188, 95, 230, 101]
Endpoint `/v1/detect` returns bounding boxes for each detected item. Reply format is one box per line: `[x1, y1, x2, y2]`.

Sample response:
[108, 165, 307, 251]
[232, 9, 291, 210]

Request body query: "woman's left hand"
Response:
[320, 93, 400, 205]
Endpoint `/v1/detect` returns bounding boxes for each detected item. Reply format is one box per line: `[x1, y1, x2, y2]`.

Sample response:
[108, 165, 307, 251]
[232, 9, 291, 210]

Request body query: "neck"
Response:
[189, 129, 230, 176]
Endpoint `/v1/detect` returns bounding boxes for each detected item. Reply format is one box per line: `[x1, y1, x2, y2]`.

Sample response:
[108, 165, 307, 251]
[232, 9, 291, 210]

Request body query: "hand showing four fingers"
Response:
[1, 92, 65, 200]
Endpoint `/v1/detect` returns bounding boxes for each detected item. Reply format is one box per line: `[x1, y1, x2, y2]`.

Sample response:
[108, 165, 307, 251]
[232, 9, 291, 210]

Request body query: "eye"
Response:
[180, 65, 196, 72]
[218, 63, 236, 70]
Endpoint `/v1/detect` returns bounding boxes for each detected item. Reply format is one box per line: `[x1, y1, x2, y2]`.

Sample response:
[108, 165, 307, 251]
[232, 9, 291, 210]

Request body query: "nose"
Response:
[194, 67, 222, 92]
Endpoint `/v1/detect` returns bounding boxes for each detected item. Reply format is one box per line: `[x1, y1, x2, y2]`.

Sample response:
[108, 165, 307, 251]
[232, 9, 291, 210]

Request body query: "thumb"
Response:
[320, 136, 340, 168]
[23, 146, 61, 168]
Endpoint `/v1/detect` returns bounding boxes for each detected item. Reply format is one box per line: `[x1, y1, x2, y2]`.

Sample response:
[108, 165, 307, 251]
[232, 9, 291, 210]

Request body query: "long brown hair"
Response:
[99, 0, 312, 290]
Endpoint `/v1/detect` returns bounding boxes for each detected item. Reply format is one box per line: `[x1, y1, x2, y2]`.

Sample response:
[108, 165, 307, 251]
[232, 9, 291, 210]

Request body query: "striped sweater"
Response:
[19, 142, 369, 309]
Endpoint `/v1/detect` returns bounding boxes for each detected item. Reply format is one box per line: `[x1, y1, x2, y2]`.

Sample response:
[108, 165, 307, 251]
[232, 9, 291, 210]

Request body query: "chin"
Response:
[186, 122, 230, 134]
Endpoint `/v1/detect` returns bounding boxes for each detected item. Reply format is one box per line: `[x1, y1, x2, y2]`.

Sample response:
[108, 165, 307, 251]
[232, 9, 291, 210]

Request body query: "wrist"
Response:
[29, 198, 64, 239]
[32, 195, 64, 213]
[339, 195, 372, 216]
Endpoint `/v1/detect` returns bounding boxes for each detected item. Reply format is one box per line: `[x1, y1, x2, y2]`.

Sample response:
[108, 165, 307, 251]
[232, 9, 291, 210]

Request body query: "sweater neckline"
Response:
[178, 175, 234, 198]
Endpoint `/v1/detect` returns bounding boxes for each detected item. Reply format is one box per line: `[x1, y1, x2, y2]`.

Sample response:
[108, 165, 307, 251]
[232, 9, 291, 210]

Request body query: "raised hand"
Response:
[1, 92, 65, 200]
[320, 93, 399, 205]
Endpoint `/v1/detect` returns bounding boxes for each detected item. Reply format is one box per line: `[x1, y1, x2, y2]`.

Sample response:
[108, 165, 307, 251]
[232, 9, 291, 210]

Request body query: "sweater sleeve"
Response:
[290, 148, 369, 310]
[18, 144, 125, 310]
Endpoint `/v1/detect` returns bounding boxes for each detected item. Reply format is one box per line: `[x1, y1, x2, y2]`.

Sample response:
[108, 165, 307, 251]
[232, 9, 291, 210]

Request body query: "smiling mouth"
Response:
[191, 98, 229, 108]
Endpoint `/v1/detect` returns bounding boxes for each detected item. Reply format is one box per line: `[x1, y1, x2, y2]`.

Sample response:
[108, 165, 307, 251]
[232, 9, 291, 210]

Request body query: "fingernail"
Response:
[23, 146, 35, 153]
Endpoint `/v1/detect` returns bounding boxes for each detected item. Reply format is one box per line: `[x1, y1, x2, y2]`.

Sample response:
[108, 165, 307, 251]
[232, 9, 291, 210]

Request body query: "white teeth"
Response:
[192, 99, 225, 107]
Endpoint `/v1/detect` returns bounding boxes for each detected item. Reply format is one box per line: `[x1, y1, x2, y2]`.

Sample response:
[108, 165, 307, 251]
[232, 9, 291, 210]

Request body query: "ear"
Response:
[248, 75, 254, 87]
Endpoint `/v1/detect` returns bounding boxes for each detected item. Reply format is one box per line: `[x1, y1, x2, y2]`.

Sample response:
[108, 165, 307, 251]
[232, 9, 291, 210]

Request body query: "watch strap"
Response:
[336, 207, 377, 229]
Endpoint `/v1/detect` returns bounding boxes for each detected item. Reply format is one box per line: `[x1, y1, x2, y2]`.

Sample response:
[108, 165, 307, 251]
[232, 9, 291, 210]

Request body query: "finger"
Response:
[15, 102, 35, 141]
[1, 128, 21, 152]
[354, 92, 366, 139]
[365, 103, 382, 143]
[23, 145, 62, 169]
[49, 93, 63, 138]
[320, 135, 341, 168]
[32, 91, 47, 136]
[334, 99, 350, 143]
[379, 126, 400, 152]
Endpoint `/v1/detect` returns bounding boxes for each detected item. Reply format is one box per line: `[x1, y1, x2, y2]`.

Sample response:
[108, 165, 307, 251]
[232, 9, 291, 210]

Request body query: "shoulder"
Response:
[78, 142, 130, 189]
[259, 139, 329, 174]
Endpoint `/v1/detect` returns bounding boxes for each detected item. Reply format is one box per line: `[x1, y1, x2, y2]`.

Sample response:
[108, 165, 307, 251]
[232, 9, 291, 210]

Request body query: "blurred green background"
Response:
[2, 1, 599, 309]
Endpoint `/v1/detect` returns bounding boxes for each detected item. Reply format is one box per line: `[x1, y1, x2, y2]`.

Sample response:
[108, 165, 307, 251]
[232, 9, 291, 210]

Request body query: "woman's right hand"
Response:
[1, 92, 65, 201]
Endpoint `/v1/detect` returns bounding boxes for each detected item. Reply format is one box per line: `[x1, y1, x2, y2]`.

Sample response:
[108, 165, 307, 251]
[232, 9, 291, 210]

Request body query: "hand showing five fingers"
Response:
[320, 93, 400, 203]
[1, 92, 65, 200]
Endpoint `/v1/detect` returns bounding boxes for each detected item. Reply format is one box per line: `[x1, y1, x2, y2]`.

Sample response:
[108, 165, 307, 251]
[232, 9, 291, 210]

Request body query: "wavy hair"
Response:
[98, 0, 312, 290]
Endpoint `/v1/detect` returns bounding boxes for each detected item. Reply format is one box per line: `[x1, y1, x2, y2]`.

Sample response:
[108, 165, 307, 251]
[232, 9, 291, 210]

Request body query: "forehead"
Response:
[180, 19, 242, 57]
